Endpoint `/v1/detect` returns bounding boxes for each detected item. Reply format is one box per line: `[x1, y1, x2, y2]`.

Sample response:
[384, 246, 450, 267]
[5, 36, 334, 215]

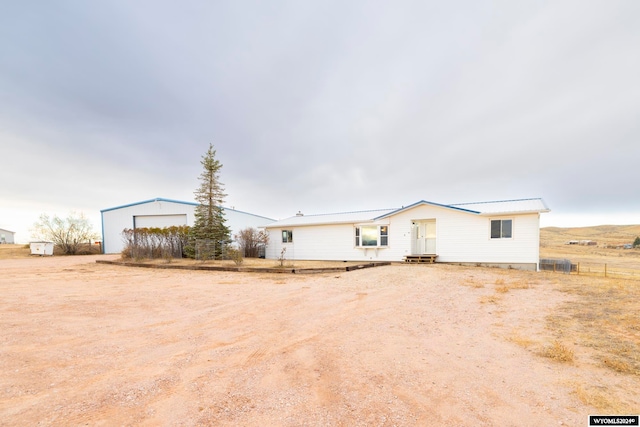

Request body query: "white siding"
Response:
[134, 214, 188, 228]
[385, 204, 541, 265]
[266, 222, 398, 262]
[266, 203, 541, 266]
[0, 229, 15, 244]
[102, 200, 196, 254]
[102, 199, 274, 254]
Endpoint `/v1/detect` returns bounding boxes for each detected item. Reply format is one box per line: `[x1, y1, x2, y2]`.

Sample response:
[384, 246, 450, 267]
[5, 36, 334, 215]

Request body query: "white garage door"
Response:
[134, 214, 188, 229]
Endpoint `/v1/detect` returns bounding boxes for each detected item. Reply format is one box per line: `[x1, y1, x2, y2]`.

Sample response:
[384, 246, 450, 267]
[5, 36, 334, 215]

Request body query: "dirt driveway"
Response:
[0, 255, 636, 426]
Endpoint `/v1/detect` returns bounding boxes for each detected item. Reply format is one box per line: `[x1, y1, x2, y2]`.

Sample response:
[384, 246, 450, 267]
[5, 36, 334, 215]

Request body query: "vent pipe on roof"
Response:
[296, 211, 304, 216]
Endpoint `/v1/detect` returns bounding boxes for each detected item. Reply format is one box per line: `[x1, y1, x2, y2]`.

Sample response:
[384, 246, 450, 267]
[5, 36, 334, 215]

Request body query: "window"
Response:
[355, 225, 389, 247]
[380, 226, 388, 246]
[491, 219, 512, 239]
[282, 230, 293, 243]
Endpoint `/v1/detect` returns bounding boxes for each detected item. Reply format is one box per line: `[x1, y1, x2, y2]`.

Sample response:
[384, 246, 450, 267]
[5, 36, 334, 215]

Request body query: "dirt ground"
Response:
[1, 254, 638, 426]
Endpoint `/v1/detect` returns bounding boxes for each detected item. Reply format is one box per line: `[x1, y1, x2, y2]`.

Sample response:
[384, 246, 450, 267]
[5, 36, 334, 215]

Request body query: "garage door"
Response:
[133, 214, 188, 229]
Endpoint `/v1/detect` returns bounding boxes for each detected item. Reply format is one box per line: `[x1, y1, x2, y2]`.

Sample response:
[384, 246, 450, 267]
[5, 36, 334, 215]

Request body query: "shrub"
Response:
[121, 226, 190, 259]
[227, 247, 243, 265]
[234, 227, 269, 258]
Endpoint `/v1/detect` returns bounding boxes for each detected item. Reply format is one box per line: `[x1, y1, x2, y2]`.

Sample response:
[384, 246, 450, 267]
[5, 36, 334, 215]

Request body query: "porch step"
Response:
[404, 254, 438, 263]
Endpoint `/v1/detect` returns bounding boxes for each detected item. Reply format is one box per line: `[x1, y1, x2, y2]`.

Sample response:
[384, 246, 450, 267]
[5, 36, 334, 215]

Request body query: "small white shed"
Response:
[30, 241, 54, 256]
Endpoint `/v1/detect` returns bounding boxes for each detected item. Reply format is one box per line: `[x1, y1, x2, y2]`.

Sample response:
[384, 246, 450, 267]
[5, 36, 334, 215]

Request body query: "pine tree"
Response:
[187, 144, 230, 258]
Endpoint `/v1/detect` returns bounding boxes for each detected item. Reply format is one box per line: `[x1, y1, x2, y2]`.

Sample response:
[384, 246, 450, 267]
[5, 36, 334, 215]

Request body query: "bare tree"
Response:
[32, 212, 99, 255]
[234, 227, 269, 258]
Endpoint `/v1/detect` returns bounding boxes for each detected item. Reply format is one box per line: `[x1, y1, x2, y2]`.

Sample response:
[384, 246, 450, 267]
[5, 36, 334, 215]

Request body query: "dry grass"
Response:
[539, 225, 640, 375]
[540, 340, 574, 363]
[602, 357, 637, 375]
[132, 257, 365, 270]
[506, 330, 536, 349]
[460, 276, 485, 288]
[545, 274, 640, 375]
[479, 294, 501, 304]
[570, 383, 618, 411]
[0, 243, 102, 258]
[506, 280, 531, 290]
[541, 225, 640, 278]
[492, 277, 531, 293]
[0, 244, 31, 259]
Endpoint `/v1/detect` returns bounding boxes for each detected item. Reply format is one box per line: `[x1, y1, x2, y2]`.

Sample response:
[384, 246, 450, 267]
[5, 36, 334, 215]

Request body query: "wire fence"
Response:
[540, 258, 640, 279]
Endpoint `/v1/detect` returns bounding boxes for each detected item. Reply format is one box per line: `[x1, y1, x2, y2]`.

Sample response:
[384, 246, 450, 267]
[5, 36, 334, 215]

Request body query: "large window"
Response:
[355, 225, 388, 247]
[282, 230, 293, 243]
[490, 219, 512, 239]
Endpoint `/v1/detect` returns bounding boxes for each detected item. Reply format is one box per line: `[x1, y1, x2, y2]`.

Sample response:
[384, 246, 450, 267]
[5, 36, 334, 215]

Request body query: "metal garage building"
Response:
[101, 197, 274, 254]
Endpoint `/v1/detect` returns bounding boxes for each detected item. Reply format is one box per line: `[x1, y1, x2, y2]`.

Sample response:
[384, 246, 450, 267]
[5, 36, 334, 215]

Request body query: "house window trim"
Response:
[282, 230, 293, 243]
[490, 218, 513, 239]
[354, 225, 389, 248]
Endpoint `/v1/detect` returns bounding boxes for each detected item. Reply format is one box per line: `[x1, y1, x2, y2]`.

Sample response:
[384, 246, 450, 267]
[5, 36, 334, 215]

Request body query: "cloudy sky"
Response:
[1, 1, 639, 242]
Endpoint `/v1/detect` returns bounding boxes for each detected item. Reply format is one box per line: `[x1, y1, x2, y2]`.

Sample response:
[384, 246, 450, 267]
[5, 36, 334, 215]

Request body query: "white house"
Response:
[264, 198, 550, 270]
[0, 228, 16, 244]
[101, 197, 274, 254]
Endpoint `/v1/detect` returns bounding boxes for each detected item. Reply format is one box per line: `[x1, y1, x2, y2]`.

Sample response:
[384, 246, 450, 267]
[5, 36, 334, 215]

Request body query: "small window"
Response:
[491, 219, 512, 239]
[282, 230, 293, 243]
[380, 226, 388, 246]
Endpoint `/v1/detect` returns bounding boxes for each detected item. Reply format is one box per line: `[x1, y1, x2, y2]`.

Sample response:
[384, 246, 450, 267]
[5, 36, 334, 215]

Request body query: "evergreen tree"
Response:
[187, 144, 230, 258]
[634, 236, 640, 248]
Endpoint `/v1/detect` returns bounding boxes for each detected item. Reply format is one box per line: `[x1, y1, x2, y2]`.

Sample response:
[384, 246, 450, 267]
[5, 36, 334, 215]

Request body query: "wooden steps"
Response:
[404, 254, 438, 263]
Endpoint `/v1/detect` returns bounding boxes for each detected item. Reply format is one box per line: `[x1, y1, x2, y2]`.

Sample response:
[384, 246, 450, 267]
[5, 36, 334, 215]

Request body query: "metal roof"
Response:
[449, 198, 550, 215]
[265, 198, 549, 228]
[100, 197, 275, 221]
[374, 200, 480, 220]
[265, 209, 396, 228]
[100, 197, 197, 213]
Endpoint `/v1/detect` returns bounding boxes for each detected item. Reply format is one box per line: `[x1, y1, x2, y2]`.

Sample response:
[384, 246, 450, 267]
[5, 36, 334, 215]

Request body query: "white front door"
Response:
[412, 220, 436, 254]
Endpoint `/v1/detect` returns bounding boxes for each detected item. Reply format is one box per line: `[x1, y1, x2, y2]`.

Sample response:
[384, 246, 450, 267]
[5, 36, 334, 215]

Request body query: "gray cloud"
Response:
[1, 0, 639, 240]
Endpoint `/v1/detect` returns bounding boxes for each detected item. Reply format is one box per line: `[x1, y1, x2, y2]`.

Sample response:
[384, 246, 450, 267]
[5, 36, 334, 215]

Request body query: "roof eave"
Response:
[374, 200, 480, 220]
[101, 197, 198, 213]
[265, 219, 376, 228]
[479, 209, 551, 216]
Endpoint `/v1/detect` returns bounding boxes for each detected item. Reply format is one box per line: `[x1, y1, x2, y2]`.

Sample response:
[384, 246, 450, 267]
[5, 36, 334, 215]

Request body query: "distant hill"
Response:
[541, 224, 640, 246]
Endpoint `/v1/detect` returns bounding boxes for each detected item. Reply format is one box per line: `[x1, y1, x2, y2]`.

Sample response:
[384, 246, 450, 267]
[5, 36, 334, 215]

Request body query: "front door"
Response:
[412, 220, 436, 254]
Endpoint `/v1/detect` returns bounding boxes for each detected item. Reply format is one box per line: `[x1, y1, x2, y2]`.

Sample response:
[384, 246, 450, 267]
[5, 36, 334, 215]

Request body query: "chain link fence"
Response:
[195, 239, 230, 261]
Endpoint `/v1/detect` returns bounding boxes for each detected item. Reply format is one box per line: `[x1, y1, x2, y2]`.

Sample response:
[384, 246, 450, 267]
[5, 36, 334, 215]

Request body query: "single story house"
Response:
[101, 197, 274, 254]
[264, 198, 550, 270]
[0, 228, 16, 244]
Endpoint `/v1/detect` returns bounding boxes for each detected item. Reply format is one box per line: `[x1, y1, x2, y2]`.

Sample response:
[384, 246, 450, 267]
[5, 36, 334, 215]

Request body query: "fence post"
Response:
[577, 262, 580, 275]
[605, 263, 607, 277]
[553, 260, 556, 273]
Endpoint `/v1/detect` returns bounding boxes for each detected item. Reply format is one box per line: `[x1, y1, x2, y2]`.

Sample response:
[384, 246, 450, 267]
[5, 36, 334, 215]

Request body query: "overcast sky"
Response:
[1, 1, 639, 242]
